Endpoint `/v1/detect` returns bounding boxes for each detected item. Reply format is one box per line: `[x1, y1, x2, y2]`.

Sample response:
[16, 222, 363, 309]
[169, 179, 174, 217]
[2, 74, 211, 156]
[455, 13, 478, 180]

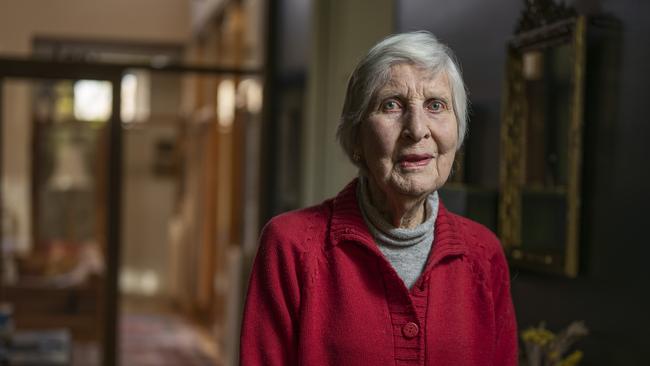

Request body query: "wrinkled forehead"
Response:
[374, 63, 451, 99]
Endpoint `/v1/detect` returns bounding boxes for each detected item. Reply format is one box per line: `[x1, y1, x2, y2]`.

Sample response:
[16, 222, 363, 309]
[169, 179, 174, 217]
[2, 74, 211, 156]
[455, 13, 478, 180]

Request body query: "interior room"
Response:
[0, 0, 648, 365]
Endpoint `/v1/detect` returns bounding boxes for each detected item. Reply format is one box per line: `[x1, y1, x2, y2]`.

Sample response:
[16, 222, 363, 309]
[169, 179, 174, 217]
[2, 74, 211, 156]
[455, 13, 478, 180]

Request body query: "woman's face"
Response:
[359, 63, 458, 201]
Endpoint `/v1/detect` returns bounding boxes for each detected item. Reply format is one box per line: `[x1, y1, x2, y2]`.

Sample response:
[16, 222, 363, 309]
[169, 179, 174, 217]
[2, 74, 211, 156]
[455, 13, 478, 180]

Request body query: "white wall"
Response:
[302, 0, 394, 205]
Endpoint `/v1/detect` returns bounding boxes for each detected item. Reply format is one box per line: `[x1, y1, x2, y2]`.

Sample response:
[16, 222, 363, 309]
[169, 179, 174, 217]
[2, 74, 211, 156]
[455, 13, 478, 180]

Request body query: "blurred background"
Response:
[0, 0, 648, 365]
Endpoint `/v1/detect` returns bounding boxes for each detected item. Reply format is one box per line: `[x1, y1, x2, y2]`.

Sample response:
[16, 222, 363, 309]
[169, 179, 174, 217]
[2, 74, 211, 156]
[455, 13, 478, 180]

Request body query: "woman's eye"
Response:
[428, 100, 446, 113]
[382, 100, 400, 111]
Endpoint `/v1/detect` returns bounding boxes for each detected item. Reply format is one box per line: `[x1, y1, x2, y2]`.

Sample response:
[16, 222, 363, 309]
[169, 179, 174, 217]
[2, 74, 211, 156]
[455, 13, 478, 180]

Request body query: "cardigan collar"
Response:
[329, 179, 468, 275]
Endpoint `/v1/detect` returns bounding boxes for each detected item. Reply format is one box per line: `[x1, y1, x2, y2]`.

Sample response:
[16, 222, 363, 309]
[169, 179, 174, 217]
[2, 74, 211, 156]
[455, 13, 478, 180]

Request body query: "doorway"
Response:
[0, 58, 261, 366]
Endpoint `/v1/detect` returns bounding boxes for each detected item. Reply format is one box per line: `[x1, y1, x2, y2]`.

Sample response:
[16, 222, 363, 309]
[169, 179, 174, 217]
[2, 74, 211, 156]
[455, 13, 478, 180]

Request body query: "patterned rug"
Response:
[120, 313, 221, 366]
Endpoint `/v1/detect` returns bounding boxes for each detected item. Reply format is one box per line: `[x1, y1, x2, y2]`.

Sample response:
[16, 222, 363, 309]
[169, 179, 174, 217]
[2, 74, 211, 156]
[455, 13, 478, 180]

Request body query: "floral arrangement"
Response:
[520, 321, 589, 366]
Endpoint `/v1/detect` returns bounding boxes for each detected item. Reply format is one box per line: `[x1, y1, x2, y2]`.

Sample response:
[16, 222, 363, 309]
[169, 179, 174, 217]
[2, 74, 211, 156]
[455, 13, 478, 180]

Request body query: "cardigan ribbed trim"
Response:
[330, 179, 469, 295]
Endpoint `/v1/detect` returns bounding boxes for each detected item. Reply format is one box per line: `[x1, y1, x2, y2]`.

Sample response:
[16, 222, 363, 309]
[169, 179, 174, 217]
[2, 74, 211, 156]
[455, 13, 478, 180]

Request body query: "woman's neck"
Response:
[366, 178, 428, 229]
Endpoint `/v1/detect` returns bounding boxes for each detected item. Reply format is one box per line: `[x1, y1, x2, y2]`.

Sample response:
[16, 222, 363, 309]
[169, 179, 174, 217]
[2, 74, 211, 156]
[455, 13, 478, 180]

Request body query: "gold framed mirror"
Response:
[499, 15, 587, 278]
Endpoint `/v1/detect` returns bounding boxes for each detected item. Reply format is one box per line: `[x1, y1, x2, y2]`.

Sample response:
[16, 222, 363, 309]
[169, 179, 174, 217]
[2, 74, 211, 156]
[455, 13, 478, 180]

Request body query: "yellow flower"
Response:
[521, 327, 555, 346]
[558, 350, 583, 366]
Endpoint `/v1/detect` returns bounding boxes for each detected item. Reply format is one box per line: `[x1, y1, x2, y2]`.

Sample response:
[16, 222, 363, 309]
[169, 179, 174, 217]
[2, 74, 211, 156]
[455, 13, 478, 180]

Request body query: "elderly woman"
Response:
[240, 31, 517, 365]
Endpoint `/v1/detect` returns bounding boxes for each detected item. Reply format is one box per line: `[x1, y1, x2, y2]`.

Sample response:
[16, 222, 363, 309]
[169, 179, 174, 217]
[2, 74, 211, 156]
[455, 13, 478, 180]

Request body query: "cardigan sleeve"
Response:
[240, 219, 303, 366]
[491, 246, 518, 366]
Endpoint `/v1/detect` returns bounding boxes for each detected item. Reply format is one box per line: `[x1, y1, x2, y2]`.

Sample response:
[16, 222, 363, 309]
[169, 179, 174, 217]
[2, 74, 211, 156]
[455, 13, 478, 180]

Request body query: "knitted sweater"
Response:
[240, 179, 518, 365]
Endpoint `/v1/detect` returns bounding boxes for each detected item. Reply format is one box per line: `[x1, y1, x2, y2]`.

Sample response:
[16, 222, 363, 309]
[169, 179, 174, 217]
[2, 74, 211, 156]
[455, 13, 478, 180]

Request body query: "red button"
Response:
[402, 322, 419, 338]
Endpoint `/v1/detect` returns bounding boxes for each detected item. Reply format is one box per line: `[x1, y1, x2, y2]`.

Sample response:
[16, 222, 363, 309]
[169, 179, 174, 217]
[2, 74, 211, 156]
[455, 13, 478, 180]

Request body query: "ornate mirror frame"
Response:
[499, 8, 587, 278]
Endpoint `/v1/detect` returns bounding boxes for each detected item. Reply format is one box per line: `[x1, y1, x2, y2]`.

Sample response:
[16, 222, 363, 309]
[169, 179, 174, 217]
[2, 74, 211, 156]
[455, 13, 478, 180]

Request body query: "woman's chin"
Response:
[389, 176, 441, 198]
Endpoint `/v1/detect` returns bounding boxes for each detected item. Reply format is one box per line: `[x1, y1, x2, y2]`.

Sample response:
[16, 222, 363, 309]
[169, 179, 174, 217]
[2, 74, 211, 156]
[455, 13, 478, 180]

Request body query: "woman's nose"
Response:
[402, 108, 430, 141]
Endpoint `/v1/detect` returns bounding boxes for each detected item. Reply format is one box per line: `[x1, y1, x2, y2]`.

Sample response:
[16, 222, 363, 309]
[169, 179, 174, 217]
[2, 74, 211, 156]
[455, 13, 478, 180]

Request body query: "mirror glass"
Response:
[520, 43, 573, 262]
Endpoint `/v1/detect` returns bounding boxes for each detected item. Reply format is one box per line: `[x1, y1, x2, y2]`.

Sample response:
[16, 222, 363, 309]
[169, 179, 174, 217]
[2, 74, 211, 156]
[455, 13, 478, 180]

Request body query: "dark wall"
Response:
[260, 0, 311, 222]
[398, 0, 650, 364]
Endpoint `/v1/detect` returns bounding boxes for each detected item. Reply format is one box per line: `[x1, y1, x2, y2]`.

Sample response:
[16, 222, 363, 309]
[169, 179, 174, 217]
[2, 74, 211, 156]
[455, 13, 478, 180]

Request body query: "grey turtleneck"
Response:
[357, 176, 439, 289]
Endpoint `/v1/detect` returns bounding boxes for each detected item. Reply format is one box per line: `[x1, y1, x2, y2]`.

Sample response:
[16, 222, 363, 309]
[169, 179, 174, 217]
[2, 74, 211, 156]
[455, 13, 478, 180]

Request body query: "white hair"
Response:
[336, 31, 468, 166]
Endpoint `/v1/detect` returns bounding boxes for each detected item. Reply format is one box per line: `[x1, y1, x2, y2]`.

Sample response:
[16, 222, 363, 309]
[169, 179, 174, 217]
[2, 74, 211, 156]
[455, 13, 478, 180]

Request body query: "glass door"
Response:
[0, 61, 122, 366]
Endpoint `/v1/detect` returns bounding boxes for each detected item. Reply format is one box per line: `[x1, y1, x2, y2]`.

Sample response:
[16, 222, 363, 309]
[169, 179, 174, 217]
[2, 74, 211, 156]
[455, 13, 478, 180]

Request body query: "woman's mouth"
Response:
[398, 154, 434, 168]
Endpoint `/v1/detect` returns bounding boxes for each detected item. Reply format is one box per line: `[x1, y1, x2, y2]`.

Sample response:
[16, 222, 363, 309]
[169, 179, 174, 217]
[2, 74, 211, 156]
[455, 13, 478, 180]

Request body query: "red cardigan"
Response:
[240, 180, 517, 365]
